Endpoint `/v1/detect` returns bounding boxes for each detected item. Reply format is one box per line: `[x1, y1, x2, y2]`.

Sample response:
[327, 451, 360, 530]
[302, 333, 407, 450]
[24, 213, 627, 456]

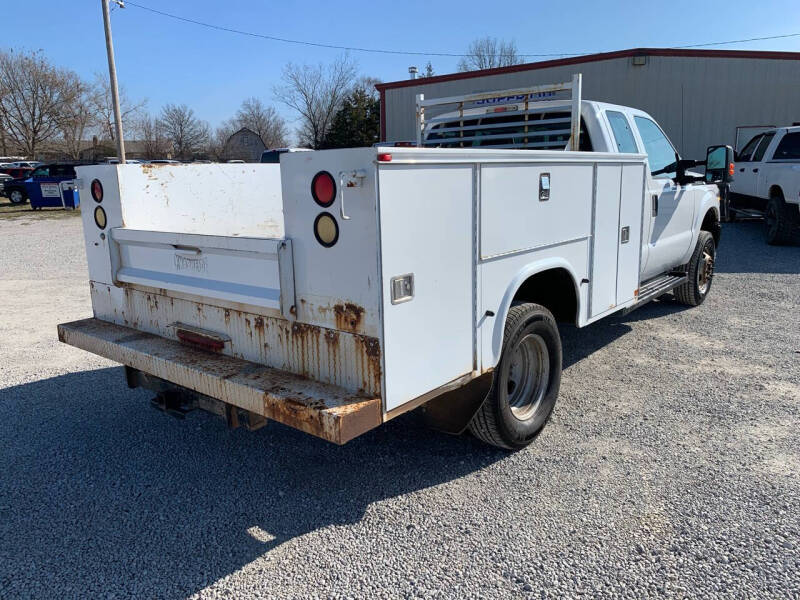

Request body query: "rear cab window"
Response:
[773, 132, 800, 160]
[606, 110, 639, 153]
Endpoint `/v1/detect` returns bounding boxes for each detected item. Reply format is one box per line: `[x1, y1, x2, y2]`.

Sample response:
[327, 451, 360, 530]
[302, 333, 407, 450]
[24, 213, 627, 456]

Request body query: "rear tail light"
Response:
[311, 171, 336, 207]
[91, 179, 103, 202]
[94, 206, 107, 230]
[378, 153, 392, 162]
[314, 212, 339, 247]
[728, 162, 735, 177]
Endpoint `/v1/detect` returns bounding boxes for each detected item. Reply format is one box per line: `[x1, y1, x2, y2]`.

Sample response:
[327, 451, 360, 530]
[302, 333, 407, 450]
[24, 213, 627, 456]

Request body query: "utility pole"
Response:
[101, 0, 126, 163]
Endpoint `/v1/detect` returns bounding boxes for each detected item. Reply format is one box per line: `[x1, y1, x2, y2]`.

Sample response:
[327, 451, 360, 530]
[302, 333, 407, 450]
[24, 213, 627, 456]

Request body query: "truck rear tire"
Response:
[765, 194, 795, 245]
[468, 303, 562, 450]
[674, 230, 715, 306]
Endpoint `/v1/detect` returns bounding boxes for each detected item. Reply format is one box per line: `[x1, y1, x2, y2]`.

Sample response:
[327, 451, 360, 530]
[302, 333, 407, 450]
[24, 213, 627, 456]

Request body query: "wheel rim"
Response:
[506, 333, 549, 421]
[10, 190, 22, 203]
[697, 246, 715, 295]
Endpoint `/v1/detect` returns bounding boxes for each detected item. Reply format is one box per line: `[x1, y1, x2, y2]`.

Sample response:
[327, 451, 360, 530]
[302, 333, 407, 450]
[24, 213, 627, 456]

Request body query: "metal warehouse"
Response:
[377, 48, 800, 160]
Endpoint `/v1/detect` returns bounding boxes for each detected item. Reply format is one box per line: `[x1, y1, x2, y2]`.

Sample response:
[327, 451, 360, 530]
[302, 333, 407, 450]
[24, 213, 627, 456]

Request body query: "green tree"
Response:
[320, 86, 380, 149]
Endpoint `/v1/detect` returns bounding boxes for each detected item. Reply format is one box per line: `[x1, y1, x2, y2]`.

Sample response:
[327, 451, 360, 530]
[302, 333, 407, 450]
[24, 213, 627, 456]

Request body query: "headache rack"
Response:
[415, 74, 582, 151]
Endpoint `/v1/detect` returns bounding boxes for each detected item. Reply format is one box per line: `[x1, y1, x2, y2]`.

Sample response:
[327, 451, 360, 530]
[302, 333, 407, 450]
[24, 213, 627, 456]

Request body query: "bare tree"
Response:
[135, 114, 170, 159]
[0, 49, 78, 157]
[91, 73, 145, 142]
[274, 55, 357, 149]
[457, 37, 523, 72]
[157, 104, 209, 160]
[60, 76, 97, 159]
[233, 98, 287, 148]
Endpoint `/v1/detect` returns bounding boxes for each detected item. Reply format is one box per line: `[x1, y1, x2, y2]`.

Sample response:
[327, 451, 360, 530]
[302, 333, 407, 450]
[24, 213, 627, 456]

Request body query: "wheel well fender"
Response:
[700, 206, 721, 246]
[768, 185, 784, 200]
[489, 259, 580, 369]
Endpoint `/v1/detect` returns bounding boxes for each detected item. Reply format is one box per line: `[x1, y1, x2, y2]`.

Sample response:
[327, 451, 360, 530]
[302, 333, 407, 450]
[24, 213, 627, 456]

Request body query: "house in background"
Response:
[222, 128, 266, 163]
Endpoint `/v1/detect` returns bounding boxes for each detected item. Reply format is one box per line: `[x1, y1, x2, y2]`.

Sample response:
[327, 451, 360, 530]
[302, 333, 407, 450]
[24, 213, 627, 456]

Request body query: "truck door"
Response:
[632, 116, 694, 280]
[733, 133, 765, 197]
[750, 132, 775, 198]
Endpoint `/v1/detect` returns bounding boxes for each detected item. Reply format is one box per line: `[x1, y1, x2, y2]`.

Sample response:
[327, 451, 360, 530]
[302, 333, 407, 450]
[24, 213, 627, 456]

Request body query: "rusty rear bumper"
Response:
[57, 318, 382, 444]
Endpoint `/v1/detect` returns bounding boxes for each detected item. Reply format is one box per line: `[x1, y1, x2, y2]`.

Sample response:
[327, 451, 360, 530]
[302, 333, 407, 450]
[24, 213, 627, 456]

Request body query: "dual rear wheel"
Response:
[469, 303, 562, 450]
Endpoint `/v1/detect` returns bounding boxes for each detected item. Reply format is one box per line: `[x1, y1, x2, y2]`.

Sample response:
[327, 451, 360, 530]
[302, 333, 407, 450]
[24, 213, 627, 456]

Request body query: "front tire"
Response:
[674, 230, 715, 306]
[8, 189, 27, 204]
[765, 194, 795, 245]
[469, 303, 562, 450]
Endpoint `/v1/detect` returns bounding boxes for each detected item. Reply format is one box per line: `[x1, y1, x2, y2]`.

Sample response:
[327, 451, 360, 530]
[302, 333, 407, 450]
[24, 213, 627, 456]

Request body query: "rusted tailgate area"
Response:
[58, 318, 382, 444]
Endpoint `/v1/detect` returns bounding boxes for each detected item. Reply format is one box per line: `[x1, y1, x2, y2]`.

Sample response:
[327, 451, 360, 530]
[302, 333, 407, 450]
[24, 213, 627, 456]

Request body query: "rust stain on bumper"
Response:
[57, 318, 381, 444]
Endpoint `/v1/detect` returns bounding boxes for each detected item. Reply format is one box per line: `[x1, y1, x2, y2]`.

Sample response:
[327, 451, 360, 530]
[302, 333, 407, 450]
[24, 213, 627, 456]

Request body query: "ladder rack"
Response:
[415, 73, 582, 151]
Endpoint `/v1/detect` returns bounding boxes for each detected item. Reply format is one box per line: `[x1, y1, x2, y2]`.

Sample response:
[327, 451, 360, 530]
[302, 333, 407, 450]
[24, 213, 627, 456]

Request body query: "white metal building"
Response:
[377, 48, 800, 160]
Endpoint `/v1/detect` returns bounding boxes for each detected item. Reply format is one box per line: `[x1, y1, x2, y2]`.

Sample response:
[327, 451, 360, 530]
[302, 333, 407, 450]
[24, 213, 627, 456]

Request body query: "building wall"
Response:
[383, 53, 800, 160]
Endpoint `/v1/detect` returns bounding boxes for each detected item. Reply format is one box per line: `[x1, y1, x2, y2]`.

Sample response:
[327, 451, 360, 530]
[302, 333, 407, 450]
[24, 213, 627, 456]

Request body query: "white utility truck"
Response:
[58, 77, 733, 449]
[728, 125, 800, 244]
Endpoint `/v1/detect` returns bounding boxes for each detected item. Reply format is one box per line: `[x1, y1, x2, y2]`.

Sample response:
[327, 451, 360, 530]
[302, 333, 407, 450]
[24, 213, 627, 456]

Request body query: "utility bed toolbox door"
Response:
[110, 228, 295, 314]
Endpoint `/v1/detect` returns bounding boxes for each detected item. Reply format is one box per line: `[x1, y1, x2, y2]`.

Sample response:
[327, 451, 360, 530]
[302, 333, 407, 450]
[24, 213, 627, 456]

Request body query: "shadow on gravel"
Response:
[0, 367, 505, 597]
[715, 221, 800, 274]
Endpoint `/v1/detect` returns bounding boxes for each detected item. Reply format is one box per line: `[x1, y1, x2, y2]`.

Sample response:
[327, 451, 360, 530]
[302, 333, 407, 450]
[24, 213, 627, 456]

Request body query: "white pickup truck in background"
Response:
[728, 125, 800, 244]
[58, 77, 732, 450]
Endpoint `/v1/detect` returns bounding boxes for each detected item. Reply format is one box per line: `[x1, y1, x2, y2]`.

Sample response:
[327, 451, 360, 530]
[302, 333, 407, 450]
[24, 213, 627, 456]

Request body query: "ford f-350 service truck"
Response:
[58, 77, 733, 449]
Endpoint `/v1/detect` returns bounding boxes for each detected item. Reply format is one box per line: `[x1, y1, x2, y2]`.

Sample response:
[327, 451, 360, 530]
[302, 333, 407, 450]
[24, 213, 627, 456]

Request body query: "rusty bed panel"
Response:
[89, 283, 382, 397]
[58, 318, 382, 445]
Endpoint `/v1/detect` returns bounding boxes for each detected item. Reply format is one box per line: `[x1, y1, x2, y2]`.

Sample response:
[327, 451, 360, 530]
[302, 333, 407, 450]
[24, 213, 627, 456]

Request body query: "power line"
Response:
[673, 32, 800, 49]
[121, 2, 580, 58]
[123, 1, 800, 59]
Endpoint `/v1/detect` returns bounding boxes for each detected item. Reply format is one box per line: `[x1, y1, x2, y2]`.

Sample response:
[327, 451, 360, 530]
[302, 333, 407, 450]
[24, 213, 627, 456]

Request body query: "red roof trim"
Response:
[375, 47, 800, 91]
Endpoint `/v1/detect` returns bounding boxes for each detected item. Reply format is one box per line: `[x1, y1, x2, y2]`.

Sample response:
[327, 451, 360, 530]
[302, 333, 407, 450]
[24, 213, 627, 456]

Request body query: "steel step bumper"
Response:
[57, 318, 382, 444]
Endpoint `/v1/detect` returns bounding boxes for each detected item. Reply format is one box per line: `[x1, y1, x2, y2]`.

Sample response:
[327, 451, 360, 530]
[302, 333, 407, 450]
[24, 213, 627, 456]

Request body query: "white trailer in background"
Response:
[59, 80, 732, 449]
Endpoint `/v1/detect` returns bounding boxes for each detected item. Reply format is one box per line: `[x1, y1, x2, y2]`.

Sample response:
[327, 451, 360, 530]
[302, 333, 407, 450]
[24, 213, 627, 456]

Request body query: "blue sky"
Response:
[4, 0, 800, 134]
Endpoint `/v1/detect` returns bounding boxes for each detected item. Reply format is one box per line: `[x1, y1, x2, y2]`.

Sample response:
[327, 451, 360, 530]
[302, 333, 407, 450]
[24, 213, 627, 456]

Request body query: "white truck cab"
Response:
[58, 77, 732, 450]
[728, 125, 800, 244]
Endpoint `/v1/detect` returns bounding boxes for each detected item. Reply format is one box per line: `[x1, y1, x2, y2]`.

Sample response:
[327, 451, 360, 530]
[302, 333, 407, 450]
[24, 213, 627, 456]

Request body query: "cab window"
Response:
[752, 133, 774, 162]
[774, 132, 800, 160]
[633, 116, 677, 178]
[606, 111, 638, 154]
[31, 167, 49, 178]
[737, 134, 763, 162]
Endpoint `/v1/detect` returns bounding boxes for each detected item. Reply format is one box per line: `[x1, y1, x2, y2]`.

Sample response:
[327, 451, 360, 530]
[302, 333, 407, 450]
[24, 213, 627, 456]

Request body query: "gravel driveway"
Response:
[0, 212, 798, 599]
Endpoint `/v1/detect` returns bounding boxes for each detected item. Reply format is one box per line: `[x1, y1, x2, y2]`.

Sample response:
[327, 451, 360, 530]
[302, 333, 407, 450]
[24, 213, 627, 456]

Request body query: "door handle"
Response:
[739, 168, 745, 172]
[651, 194, 658, 217]
[752, 168, 759, 173]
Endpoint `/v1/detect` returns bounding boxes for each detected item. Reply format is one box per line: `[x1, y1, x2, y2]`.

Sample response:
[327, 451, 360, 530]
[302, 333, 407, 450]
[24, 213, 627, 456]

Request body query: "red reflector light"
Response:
[378, 153, 392, 162]
[311, 171, 336, 207]
[91, 179, 103, 202]
[176, 328, 226, 352]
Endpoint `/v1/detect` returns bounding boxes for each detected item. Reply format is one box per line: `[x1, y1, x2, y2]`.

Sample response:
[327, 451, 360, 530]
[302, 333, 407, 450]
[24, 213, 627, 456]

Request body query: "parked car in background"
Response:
[729, 125, 800, 244]
[3, 163, 80, 209]
[260, 148, 312, 163]
[0, 166, 34, 181]
[0, 172, 12, 194]
[3, 161, 42, 169]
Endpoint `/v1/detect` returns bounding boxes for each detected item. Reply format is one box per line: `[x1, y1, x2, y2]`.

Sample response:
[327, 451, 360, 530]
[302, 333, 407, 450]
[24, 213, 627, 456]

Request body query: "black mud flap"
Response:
[421, 372, 494, 435]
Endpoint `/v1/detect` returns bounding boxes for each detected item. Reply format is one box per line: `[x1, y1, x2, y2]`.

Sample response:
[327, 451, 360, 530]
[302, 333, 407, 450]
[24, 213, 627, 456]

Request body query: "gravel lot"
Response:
[0, 208, 798, 599]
